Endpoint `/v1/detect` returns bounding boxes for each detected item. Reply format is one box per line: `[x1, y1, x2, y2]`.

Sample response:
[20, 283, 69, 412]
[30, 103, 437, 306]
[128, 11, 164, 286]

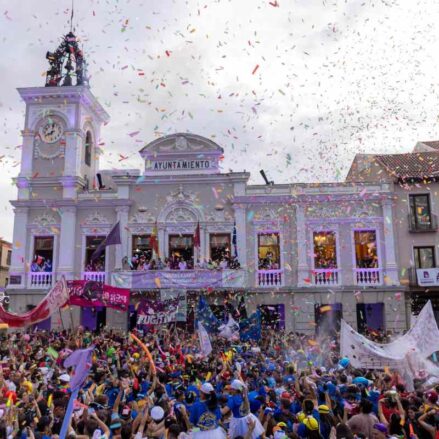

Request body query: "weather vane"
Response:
[44, 0, 88, 87]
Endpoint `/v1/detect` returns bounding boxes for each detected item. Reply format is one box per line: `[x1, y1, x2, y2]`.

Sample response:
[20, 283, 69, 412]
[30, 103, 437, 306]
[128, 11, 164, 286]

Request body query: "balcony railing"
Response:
[354, 268, 381, 285]
[257, 269, 283, 287]
[29, 272, 53, 289]
[408, 213, 438, 233]
[312, 269, 340, 286]
[82, 271, 107, 283]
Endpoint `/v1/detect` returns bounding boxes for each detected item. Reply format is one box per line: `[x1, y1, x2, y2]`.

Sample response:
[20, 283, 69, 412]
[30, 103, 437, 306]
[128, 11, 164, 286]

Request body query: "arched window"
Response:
[84, 131, 92, 166]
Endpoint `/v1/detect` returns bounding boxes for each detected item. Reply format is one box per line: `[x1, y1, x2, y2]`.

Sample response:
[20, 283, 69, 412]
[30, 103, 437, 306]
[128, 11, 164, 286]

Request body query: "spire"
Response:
[45, 30, 88, 88]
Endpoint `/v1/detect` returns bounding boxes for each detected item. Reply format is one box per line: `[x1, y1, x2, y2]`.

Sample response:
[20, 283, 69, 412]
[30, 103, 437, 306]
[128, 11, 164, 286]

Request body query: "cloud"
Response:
[0, 0, 439, 240]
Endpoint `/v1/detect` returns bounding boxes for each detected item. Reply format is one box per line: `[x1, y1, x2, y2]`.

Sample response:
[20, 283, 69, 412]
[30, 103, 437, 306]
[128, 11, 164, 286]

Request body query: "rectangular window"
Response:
[169, 234, 194, 268]
[313, 231, 337, 269]
[85, 236, 105, 272]
[6, 250, 11, 266]
[32, 236, 54, 272]
[258, 232, 280, 270]
[414, 246, 435, 269]
[209, 233, 231, 262]
[409, 194, 432, 229]
[132, 235, 152, 258]
[354, 230, 378, 268]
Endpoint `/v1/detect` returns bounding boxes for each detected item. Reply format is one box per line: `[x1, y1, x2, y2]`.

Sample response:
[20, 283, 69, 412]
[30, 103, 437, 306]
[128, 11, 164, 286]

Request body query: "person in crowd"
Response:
[0, 325, 436, 439]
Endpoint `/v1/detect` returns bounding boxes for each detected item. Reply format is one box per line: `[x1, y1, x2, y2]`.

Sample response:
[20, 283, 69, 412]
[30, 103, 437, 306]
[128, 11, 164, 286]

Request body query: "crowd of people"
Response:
[30, 256, 52, 273]
[128, 254, 241, 271]
[0, 326, 437, 439]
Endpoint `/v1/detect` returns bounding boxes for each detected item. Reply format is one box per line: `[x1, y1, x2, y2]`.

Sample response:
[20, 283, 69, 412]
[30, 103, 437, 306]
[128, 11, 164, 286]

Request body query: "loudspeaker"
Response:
[96, 173, 105, 190]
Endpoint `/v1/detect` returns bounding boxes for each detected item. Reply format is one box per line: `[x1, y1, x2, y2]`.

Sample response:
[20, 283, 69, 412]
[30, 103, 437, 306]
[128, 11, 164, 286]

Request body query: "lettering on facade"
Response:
[151, 160, 211, 171]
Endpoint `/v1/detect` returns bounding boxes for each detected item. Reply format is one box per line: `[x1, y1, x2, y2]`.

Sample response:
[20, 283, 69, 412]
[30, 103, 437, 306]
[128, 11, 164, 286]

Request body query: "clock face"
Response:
[39, 120, 63, 143]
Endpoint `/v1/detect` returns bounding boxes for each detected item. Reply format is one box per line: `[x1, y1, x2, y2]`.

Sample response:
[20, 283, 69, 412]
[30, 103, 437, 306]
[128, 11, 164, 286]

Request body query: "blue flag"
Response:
[197, 296, 220, 334]
[240, 310, 262, 342]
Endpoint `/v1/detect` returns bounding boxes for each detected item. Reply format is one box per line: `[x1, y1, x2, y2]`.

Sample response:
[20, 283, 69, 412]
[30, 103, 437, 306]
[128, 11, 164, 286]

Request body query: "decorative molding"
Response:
[128, 225, 153, 235]
[166, 207, 197, 223]
[166, 185, 196, 203]
[83, 210, 109, 225]
[306, 203, 379, 219]
[31, 213, 57, 227]
[129, 210, 155, 224]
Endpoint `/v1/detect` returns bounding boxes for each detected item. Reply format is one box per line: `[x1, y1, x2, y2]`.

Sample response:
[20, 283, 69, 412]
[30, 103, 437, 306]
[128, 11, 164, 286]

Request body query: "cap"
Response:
[231, 379, 245, 391]
[151, 406, 165, 421]
[59, 373, 70, 383]
[303, 416, 319, 431]
[318, 405, 330, 414]
[200, 382, 214, 394]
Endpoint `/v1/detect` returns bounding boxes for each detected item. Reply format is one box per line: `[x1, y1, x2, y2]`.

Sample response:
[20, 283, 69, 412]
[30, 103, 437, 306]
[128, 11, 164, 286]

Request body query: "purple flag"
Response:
[91, 221, 121, 262]
[63, 346, 94, 391]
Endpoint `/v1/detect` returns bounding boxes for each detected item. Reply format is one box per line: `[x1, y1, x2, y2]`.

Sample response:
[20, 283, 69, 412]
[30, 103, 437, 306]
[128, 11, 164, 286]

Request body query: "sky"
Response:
[0, 0, 439, 240]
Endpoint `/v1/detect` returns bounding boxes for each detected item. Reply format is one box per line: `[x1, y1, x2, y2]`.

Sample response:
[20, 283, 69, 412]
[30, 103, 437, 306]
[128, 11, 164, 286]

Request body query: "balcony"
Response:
[257, 269, 283, 287]
[82, 271, 107, 283]
[354, 268, 382, 286]
[408, 213, 438, 233]
[112, 269, 247, 289]
[312, 269, 340, 286]
[28, 272, 53, 289]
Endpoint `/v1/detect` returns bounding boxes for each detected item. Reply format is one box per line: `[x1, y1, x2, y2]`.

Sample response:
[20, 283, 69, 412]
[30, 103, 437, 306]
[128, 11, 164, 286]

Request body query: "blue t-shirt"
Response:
[227, 394, 249, 418]
[189, 401, 221, 431]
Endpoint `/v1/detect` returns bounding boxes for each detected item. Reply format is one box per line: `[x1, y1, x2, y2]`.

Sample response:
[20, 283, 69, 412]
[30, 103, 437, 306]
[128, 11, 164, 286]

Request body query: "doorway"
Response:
[314, 303, 342, 336]
[356, 302, 385, 334]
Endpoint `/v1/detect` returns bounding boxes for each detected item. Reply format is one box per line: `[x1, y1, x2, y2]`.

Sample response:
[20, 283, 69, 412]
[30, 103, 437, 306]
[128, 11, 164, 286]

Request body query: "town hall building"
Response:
[5, 33, 409, 334]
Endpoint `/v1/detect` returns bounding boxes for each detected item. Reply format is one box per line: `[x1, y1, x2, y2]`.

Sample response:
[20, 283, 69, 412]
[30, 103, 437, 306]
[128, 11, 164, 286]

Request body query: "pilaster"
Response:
[296, 205, 309, 286]
[115, 206, 130, 270]
[382, 199, 399, 285]
[9, 207, 29, 289]
[58, 206, 77, 280]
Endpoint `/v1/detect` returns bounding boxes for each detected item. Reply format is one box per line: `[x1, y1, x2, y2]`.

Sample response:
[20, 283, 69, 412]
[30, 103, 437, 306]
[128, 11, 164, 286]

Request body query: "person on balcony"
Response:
[156, 258, 165, 270]
[149, 259, 157, 270]
[31, 257, 42, 272]
[43, 259, 52, 272]
[178, 258, 187, 270]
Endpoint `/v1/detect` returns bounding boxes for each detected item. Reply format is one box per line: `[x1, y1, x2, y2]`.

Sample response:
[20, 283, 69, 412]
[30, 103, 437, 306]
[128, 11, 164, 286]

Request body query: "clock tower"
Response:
[16, 32, 110, 199]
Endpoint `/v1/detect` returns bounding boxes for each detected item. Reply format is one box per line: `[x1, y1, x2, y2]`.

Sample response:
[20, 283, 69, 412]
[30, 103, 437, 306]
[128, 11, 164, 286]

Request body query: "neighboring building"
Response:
[6, 33, 407, 333]
[0, 240, 12, 288]
[347, 148, 439, 323]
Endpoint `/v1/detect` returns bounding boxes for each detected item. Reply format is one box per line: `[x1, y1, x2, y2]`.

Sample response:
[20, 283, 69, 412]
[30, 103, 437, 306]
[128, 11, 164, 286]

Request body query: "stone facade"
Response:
[6, 85, 408, 333]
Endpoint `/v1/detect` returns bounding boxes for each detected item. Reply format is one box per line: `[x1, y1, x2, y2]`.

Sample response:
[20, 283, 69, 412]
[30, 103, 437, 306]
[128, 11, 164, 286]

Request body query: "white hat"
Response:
[200, 382, 214, 394]
[59, 373, 70, 383]
[150, 406, 165, 421]
[231, 379, 245, 391]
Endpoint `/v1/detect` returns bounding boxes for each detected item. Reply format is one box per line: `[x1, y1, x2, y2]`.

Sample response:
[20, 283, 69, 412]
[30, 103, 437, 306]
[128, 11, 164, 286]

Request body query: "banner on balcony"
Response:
[416, 268, 439, 286]
[137, 294, 186, 325]
[113, 270, 245, 289]
[67, 280, 130, 311]
[0, 277, 69, 328]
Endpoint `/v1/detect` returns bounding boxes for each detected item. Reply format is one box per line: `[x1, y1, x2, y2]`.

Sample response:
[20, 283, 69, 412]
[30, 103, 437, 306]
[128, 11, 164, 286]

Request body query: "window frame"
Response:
[409, 193, 432, 228]
[256, 231, 281, 270]
[84, 235, 106, 271]
[414, 246, 436, 269]
[352, 228, 380, 269]
[312, 230, 338, 269]
[209, 233, 231, 261]
[84, 131, 93, 167]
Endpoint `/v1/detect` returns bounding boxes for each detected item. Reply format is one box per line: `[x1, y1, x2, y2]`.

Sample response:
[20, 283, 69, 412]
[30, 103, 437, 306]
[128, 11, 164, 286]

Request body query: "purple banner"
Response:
[67, 280, 130, 311]
[137, 295, 186, 325]
[113, 269, 246, 289]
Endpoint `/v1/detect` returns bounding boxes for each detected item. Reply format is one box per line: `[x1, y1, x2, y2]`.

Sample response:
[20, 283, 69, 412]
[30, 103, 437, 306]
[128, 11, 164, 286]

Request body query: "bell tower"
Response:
[16, 32, 110, 199]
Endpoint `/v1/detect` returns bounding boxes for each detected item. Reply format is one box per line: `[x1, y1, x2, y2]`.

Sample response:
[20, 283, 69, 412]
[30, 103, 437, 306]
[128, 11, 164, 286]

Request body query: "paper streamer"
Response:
[129, 332, 156, 374]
